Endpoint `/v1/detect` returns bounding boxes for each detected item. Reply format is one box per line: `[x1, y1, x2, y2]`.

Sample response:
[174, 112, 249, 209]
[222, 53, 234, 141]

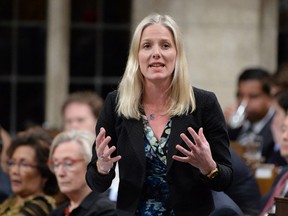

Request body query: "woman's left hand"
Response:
[172, 127, 216, 175]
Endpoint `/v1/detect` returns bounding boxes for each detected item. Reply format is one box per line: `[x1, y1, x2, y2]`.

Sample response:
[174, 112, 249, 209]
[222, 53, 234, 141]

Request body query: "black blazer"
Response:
[86, 88, 233, 216]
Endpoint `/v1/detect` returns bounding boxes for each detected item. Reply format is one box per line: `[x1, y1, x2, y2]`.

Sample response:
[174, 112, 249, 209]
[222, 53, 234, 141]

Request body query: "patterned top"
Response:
[136, 115, 175, 216]
[0, 194, 55, 216]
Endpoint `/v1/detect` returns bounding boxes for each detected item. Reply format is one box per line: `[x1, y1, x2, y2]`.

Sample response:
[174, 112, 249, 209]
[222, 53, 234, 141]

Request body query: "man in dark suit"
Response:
[224, 68, 285, 165]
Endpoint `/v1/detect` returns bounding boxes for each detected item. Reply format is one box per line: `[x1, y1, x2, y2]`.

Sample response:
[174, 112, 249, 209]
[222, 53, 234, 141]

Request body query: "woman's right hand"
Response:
[95, 127, 121, 175]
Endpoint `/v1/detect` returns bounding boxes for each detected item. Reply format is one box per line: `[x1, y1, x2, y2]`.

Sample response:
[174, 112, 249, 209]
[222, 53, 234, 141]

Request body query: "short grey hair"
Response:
[49, 130, 95, 164]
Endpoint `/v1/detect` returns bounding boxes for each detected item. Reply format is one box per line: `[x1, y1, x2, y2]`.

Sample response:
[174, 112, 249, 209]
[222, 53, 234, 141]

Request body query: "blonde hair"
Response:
[117, 13, 195, 119]
[49, 130, 94, 165]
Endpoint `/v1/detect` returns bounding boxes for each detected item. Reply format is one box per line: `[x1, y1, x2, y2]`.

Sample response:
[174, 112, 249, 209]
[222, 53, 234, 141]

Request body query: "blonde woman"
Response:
[86, 13, 232, 215]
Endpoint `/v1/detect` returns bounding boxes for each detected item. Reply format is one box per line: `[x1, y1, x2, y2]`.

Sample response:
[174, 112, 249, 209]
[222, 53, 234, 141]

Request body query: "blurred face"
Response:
[63, 102, 96, 135]
[51, 141, 87, 197]
[8, 146, 45, 198]
[271, 100, 286, 144]
[237, 80, 272, 122]
[281, 115, 288, 160]
[138, 24, 176, 85]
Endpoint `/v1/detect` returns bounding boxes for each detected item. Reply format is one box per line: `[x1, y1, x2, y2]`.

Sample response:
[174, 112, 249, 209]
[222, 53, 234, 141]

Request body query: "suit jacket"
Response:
[86, 88, 233, 216]
[228, 113, 277, 164]
[49, 191, 116, 216]
[225, 149, 261, 215]
[209, 191, 244, 216]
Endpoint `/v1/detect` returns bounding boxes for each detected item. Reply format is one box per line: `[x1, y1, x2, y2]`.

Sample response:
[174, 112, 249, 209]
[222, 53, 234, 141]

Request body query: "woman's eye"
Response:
[162, 43, 170, 49]
[143, 43, 150, 49]
[64, 161, 73, 167]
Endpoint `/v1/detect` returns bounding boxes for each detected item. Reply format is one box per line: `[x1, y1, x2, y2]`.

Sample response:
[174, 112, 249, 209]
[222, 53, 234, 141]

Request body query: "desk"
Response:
[230, 141, 278, 196]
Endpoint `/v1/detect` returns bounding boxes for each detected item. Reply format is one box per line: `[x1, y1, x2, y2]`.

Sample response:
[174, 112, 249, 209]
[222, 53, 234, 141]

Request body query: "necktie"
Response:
[260, 171, 288, 216]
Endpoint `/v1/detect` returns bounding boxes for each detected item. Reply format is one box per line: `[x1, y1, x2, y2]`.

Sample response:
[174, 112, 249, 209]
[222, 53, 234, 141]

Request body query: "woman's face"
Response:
[8, 146, 45, 198]
[51, 141, 87, 197]
[138, 24, 177, 85]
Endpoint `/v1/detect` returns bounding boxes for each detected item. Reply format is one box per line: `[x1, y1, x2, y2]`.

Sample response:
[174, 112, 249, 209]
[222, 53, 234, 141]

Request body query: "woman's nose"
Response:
[152, 46, 160, 59]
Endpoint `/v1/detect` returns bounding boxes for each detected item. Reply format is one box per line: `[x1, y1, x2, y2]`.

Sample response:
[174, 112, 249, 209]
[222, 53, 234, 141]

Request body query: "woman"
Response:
[86, 13, 233, 215]
[0, 129, 58, 215]
[48, 130, 116, 216]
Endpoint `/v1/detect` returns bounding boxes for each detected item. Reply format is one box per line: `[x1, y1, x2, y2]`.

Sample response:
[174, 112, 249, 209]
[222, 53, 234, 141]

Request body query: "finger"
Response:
[198, 128, 208, 145]
[111, 155, 122, 163]
[180, 133, 196, 152]
[175, 144, 192, 157]
[102, 145, 117, 159]
[188, 127, 201, 147]
[96, 127, 106, 148]
[97, 136, 111, 158]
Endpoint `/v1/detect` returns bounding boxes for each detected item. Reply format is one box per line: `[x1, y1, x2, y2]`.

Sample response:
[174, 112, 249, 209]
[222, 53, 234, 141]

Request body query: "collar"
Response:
[242, 106, 275, 134]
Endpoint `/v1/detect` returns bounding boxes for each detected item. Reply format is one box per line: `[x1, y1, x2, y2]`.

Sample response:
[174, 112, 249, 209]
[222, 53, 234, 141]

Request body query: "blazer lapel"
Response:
[125, 119, 146, 169]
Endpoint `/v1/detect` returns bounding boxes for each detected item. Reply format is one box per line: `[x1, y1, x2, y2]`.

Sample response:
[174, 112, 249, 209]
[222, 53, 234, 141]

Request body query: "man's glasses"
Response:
[6, 160, 38, 171]
[48, 158, 85, 172]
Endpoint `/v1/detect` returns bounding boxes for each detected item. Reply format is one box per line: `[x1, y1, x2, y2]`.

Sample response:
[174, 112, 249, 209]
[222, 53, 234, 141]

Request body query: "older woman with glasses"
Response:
[48, 130, 116, 216]
[0, 128, 58, 215]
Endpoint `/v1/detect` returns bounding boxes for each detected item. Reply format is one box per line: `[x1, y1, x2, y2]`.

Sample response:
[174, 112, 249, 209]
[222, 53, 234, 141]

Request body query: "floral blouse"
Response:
[136, 115, 175, 216]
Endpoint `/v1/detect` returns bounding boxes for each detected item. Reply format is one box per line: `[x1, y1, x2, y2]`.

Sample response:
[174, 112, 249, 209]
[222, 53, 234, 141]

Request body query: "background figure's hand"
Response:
[223, 105, 237, 125]
[172, 127, 216, 175]
[96, 127, 121, 174]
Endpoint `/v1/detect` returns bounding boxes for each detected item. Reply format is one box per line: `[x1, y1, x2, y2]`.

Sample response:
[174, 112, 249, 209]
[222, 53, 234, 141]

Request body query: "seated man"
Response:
[260, 91, 288, 216]
[224, 68, 284, 165]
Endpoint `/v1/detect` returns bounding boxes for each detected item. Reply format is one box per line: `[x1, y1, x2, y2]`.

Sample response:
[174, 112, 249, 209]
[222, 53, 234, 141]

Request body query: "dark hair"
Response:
[276, 91, 288, 115]
[270, 63, 288, 93]
[238, 68, 271, 95]
[7, 129, 59, 196]
[61, 91, 104, 119]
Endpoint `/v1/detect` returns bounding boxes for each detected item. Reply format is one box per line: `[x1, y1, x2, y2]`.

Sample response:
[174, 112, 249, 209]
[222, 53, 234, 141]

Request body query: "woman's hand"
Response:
[96, 127, 121, 175]
[172, 127, 216, 175]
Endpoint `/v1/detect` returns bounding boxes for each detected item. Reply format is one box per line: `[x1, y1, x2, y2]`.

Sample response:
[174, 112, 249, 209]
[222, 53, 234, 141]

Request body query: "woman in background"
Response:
[0, 129, 58, 215]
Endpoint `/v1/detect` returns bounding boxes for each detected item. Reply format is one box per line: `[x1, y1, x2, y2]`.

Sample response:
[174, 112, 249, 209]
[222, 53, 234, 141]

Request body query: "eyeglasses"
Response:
[6, 160, 38, 171]
[48, 158, 85, 172]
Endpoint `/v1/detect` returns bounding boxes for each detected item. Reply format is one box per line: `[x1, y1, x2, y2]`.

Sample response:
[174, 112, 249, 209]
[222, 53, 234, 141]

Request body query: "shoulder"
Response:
[192, 87, 222, 114]
[82, 191, 116, 212]
[105, 90, 118, 102]
[193, 87, 217, 103]
[21, 195, 56, 215]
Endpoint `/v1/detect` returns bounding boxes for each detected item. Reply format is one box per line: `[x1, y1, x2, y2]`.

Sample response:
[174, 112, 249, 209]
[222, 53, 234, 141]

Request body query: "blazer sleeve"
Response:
[194, 88, 233, 190]
[86, 91, 118, 193]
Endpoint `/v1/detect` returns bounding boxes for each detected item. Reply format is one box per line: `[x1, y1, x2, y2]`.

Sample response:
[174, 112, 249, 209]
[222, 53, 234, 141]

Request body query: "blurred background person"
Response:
[224, 68, 283, 165]
[48, 130, 116, 216]
[61, 91, 119, 202]
[61, 91, 103, 135]
[260, 90, 288, 216]
[0, 129, 59, 215]
[0, 125, 12, 203]
[269, 63, 288, 166]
